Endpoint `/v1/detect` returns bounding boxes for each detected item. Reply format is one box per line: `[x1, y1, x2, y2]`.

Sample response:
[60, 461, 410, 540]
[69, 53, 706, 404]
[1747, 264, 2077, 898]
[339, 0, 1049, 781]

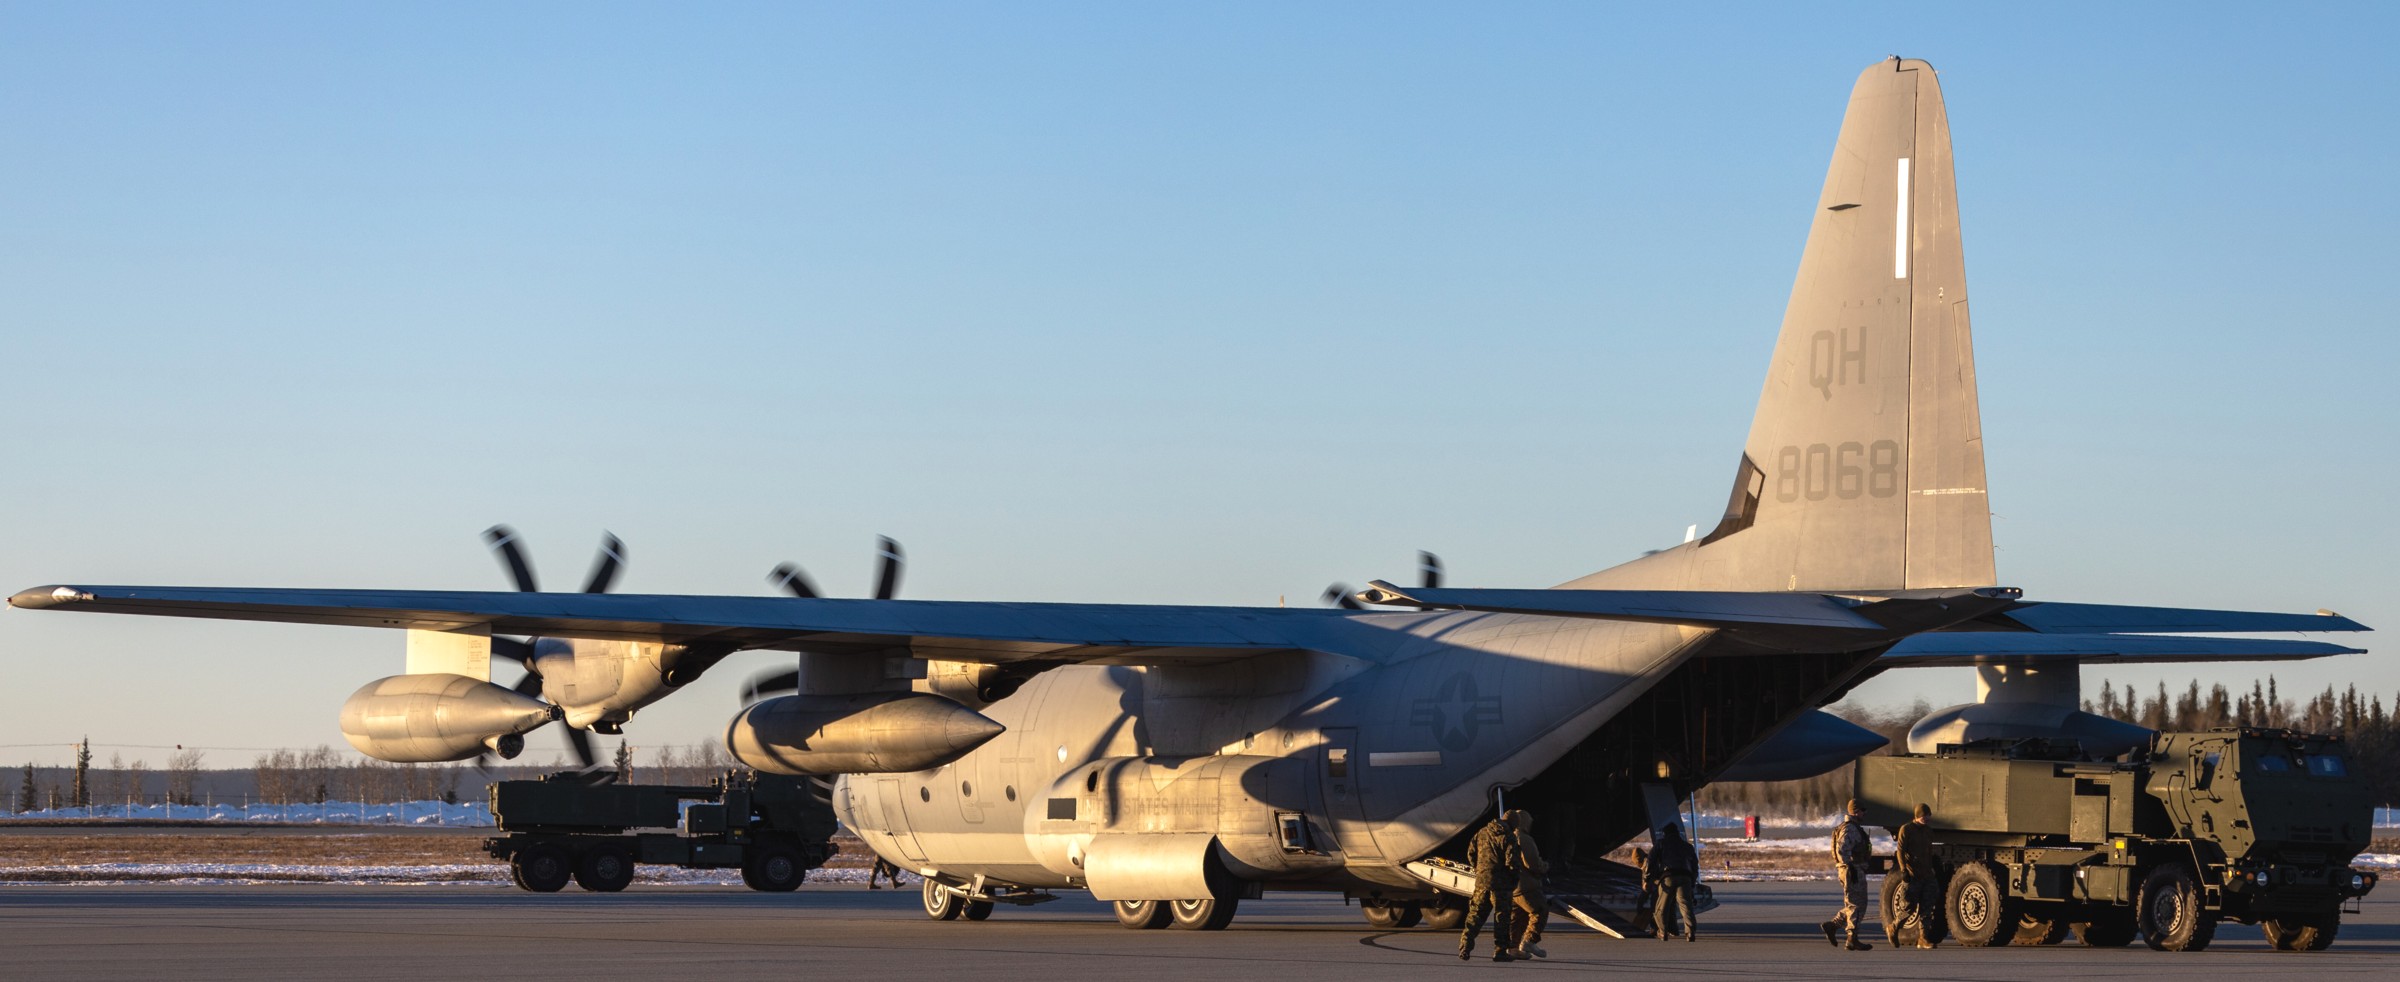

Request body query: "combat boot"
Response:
[1492, 949, 1518, 962]
[1844, 936, 1872, 952]
[1519, 942, 1547, 959]
[1914, 937, 1936, 950]
[1820, 920, 1840, 947]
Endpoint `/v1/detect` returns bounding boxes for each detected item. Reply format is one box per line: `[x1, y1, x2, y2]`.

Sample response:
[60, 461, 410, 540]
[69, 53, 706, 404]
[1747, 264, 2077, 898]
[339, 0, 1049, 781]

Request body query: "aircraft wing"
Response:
[1879, 632, 2365, 667]
[9, 585, 1375, 666]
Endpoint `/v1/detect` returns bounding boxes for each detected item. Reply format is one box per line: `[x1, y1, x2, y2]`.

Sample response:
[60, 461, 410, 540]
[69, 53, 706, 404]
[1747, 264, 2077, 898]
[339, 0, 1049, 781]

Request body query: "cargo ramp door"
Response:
[1403, 857, 1717, 939]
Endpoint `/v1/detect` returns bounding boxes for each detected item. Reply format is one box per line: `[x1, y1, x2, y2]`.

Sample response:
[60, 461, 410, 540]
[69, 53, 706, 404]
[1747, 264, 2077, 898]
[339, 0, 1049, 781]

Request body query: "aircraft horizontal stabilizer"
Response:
[1879, 632, 2364, 667]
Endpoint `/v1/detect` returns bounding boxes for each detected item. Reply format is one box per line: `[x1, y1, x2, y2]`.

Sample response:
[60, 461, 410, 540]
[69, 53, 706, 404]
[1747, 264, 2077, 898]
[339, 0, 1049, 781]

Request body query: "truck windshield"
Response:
[2307, 755, 2348, 778]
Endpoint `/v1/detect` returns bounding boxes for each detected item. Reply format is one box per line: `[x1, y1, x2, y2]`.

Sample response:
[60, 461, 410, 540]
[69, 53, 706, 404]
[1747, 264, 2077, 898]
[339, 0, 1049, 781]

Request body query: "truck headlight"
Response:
[2352, 872, 2368, 891]
[2255, 870, 2270, 887]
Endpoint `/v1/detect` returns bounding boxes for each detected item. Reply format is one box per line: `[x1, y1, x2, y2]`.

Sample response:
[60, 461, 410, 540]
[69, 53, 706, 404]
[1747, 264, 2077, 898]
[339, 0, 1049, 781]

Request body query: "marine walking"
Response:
[1458, 812, 1523, 961]
[1821, 798, 1875, 951]
[1646, 823, 1699, 942]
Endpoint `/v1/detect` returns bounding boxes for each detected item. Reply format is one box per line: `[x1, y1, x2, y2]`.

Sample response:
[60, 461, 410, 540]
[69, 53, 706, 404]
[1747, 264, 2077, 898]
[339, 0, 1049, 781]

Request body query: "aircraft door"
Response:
[1317, 728, 1382, 861]
[873, 777, 929, 864]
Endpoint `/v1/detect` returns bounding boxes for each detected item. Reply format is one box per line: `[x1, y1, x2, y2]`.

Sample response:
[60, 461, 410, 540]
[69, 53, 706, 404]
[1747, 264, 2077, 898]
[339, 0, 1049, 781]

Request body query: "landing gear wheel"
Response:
[2136, 864, 2217, 952]
[1169, 896, 1239, 931]
[742, 844, 805, 892]
[573, 847, 635, 892]
[1420, 900, 1466, 931]
[1395, 904, 1424, 928]
[2010, 909, 2068, 946]
[922, 878, 963, 921]
[511, 845, 570, 893]
[1361, 902, 1413, 929]
[1114, 900, 1172, 929]
[2070, 910, 2137, 948]
[1945, 863, 2019, 947]
[2263, 913, 2339, 951]
[962, 900, 995, 921]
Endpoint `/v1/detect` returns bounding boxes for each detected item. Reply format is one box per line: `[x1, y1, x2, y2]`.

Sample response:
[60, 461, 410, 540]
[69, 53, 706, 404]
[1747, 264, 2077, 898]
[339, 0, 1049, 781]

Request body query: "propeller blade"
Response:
[580, 533, 625, 594]
[509, 666, 545, 699]
[768, 562, 820, 599]
[483, 525, 539, 592]
[564, 724, 596, 770]
[492, 636, 536, 669]
[1419, 551, 1443, 590]
[741, 668, 800, 704]
[1321, 583, 1363, 611]
[873, 536, 904, 600]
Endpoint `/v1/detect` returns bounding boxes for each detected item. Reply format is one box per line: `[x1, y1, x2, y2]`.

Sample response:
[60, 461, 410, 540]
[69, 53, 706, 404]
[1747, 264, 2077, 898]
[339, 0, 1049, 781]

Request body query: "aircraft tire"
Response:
[1419, 901, 1466, 931]
[922, 878, 963, 921]
[572, 846, 635, 893]
[2136, 864, 2217, 952]
[1360, 902, 1410, 929]
[963, 900, 995, 921]
[512, 845, 571, 893]
[1114, 900, 1172, 930]
[1169, 896, 1238, 931]
[743, 844, 805, 893]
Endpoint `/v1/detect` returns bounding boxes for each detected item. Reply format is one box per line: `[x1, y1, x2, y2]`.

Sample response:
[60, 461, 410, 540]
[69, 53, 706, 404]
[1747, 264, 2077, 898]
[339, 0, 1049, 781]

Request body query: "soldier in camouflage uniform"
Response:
[1821, 798, 1874, 951]
[1506, 810, 1550, 959]
[1458, 813, 1522, 961]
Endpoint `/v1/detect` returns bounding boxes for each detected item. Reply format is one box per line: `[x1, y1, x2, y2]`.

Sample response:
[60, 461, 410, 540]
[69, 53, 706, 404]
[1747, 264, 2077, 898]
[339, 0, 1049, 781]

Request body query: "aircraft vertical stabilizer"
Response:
[1577, 58, 1992, 594]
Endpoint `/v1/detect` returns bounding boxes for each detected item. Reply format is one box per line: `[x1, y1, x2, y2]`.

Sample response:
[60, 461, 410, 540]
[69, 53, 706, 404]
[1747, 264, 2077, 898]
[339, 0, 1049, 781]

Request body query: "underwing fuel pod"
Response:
[727, 693, 1006, 775]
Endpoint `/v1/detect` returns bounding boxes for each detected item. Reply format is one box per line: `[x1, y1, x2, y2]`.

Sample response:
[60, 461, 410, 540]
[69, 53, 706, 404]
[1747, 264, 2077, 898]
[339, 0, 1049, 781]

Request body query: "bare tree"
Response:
[166, 749, 205, 805]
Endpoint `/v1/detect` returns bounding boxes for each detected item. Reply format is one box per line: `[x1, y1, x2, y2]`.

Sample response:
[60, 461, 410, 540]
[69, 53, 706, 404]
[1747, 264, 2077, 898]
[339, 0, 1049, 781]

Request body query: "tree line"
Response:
[1698, 675, 2400, 822]
[13, 738, 743, 814]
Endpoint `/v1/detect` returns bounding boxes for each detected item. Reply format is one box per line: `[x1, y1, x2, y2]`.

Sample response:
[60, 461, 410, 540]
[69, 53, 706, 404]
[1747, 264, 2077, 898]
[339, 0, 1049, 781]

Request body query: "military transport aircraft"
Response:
[10, 58, 2370, 932]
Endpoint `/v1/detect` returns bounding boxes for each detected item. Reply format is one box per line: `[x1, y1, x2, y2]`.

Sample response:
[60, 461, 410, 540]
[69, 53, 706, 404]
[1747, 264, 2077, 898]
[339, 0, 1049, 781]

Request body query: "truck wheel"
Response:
[1114, 900, 1172, 929]
[2010, 910, 2068, 945]
[1945, 863, 2020, 947]
[572, 847, 636, 893]
[2263, 913, 2338, 951]
[743, 845, 805, 893]
[1169, 896, 1238, 931]
[512, 845, 571, 893]
[922, 878, 963, 921]
[2070, 910, 2137, 947]
[2136, 864, 2217, 952]
[1419, 900, 1466, 931]
[962, 900, 995, 921]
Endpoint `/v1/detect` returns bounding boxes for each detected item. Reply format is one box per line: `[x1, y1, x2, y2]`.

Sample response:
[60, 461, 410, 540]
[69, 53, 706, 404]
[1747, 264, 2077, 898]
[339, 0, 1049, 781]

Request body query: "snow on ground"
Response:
[4, 800, 493, 826]
[0, 862, 893, 887]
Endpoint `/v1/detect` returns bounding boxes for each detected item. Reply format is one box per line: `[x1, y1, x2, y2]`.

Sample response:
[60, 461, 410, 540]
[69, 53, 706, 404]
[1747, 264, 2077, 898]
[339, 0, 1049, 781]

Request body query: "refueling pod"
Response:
[339, 673, 556, 763]
[727, 692, 1005, 775]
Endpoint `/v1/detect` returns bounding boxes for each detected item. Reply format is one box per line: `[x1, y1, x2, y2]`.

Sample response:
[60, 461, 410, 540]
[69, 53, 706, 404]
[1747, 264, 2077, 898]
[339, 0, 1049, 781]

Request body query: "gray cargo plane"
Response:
[9, 58, 2370, 931]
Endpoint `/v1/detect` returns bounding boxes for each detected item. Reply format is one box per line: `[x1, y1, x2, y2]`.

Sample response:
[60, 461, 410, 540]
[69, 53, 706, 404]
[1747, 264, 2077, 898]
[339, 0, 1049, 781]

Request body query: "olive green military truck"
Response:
[1855, 729, 2378, 952]
[485, 771, 839, 893]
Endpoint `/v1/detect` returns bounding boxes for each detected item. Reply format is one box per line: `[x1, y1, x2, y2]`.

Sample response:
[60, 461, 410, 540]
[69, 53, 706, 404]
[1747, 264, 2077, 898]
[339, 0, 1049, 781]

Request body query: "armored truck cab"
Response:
[1856, 729, 2376, 952]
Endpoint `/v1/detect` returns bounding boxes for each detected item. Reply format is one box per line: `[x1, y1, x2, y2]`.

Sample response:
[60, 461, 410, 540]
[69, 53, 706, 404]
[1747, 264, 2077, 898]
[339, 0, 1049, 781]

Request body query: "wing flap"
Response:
[1970, 601, 2369, 634]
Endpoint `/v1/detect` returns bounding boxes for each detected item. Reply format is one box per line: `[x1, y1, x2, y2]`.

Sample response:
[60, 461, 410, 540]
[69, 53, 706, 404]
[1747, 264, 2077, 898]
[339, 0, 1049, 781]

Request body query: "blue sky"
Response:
[4, 3, 2394, 766]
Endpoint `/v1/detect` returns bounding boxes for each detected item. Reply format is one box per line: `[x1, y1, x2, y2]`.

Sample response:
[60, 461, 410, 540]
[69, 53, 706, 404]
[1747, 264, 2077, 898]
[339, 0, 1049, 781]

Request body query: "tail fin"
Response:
[1581, 58, 1993, 593]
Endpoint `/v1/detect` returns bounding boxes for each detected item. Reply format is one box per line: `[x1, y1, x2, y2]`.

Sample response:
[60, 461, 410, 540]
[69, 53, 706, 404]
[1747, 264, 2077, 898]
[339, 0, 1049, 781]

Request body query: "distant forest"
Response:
[11, 739, 739, 814]
[1702, 675, 2400, 821]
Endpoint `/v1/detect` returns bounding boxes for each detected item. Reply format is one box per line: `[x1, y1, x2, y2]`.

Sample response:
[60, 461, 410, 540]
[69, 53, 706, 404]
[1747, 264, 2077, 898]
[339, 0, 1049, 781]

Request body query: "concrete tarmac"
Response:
[1, 881, 2392, 981]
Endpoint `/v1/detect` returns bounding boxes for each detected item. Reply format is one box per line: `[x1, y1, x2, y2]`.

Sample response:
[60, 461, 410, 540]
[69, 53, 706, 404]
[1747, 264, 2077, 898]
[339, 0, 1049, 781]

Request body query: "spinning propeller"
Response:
[742, 537, 905, 705]
[1323, 551, 1441, 610]
[476, 524, 623, 771]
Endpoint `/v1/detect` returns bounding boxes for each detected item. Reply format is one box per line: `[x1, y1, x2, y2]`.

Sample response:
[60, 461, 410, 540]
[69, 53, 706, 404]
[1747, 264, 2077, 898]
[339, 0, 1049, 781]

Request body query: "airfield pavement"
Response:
[1, 881, 2393, 981]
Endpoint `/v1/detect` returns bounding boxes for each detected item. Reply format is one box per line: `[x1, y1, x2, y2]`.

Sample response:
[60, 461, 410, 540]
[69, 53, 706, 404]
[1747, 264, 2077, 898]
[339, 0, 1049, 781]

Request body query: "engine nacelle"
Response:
[339, 673, 555, 763]
[726, 692, 1004, 776]
[1905, 661, 2153, 757]
[1717, 709, 1890, 782]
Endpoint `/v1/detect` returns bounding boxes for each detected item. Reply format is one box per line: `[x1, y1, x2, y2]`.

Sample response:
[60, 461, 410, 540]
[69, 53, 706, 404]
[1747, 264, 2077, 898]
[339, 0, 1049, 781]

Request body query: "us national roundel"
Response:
[1408, 672, 1505, 753]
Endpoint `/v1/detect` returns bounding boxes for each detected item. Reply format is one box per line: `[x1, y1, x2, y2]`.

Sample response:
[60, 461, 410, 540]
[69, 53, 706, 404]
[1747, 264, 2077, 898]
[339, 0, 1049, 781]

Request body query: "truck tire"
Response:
[1115, 900, 1172, 929]
[922, 878, 963, 921]
[512, 845, 571, 893]
[2262, 913, 2339, 951]
[573, 846, 635, 893]
[2070, 910, 2137, 947]
[1945, 863, 2021, 947]
[742, 845, 805, 893]
[2136, 864, 2216, 952]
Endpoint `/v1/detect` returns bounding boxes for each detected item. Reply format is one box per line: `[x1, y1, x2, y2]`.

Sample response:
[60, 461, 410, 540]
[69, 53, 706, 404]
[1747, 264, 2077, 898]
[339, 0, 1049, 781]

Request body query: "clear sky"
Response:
[4, 3, 2394, 767]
